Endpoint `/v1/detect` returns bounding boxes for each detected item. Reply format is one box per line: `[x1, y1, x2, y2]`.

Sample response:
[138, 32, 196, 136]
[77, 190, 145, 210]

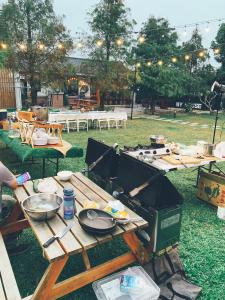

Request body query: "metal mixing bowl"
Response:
[22, 193, 63, 221]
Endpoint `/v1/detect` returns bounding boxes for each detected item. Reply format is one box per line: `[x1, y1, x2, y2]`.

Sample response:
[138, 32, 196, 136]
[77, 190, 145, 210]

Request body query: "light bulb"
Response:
[96, 40, 103, 47]
[171, 57, 177, 63]
[77, 42, 83, 48]
[38, 43, 45, 50]
[214, 48, 220, 54]
[18, 43, 26, 51]
[57, 43, 63, 49]
[138, 36, 145, 44]
[116, 38, 123, 46]
[158, 60, 163, 66]
[136, 62, 141, 68]
[198, 51, 205, 58]
[1, 43, 7, 49]
[185, 54, 190, 61]
[147, 61, 152, 66]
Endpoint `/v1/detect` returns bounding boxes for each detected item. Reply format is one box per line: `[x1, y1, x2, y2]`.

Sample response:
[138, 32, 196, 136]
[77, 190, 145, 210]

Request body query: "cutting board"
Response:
[161, 155, 201, 165]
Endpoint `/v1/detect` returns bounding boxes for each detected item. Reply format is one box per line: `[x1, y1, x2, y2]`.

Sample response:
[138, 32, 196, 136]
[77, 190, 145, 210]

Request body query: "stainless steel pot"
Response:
[22, 193, 63, 221]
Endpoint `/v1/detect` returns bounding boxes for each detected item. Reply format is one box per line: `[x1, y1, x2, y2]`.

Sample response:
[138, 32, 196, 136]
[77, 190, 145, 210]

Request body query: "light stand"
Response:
[212, 91, 222, 144]
[211, 81, 225, 144]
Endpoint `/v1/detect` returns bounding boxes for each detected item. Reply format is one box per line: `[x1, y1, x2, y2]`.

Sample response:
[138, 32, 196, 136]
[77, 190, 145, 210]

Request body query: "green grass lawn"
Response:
[1, 114, 225, 300]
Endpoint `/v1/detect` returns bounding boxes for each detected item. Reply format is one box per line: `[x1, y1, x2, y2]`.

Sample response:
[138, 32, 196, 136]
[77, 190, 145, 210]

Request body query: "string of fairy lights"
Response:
[0, 17, 224, 67]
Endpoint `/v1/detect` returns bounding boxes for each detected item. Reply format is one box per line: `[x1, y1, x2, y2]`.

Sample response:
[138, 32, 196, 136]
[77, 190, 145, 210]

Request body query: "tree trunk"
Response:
[30, 79, 37, 106]
[150, 99, 155, 115]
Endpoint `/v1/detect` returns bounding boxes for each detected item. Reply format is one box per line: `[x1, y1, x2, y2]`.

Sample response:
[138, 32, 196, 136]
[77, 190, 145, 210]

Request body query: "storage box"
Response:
[197, 171, 225, 207]
[92, 266, 160, 300]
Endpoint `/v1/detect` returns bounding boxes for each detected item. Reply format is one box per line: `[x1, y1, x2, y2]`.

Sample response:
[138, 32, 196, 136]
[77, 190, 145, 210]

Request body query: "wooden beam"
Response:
[49, 252, 136, 300]
[0, 219, 29, 235]
[32, 256, 68, 300]
[123, 231, 150, 265]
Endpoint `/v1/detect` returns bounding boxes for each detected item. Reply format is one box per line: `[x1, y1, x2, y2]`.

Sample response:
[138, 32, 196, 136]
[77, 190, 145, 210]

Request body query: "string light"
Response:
[147, 61, 152, 66]
[38, 43, 45, 50]
[136, 62, 141, 68]
[116, 38, 124, 46]
[18, 43, 26, 51]
[1, 43, 7, 49]
[185, 54, 190, 61]
[138, 35, 145, 44]
[214, 48, 220, 54]
[198, 51, 205, 58]
[57, 43, 64, 49]
[96, 40, 103, 47]
[171, 57, 177, 63]
[76, 42, 83, 48]
[158, 60, 163, 66]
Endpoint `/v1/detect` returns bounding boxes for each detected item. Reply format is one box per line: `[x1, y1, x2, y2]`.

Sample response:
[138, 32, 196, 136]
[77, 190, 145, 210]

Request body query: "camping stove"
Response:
[123, 144, 171, 162]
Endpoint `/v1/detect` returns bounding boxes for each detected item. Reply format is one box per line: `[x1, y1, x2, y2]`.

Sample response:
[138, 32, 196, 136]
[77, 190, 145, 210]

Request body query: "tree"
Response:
[134, 17, 182, 113]
[0, 0, 73, 105]
[212, 23, 225, 82]
[87, 0, 135, 109]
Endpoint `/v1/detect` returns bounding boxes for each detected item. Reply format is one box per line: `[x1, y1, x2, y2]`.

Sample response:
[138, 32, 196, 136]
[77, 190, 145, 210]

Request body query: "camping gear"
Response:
[197, 171, 225, 207]
[92, 266, 160, 300]
[143, 248, 202, 300]
[85, 139, 183, 253]
[78, 209, 116, 234]
[22, 193, 63, 221]
[150, 135, 167, 145]
[43, 224, 73, 248]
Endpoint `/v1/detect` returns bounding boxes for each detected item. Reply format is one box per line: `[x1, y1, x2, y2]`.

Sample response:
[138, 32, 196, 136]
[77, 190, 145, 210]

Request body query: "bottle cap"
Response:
[63, 188, 74, 196]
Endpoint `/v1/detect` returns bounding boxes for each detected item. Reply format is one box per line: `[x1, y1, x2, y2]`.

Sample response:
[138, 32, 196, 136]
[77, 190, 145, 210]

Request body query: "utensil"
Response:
[43, 224, 73, 248]
[87, 210, 114, 221]
[22, 193, 63, 221]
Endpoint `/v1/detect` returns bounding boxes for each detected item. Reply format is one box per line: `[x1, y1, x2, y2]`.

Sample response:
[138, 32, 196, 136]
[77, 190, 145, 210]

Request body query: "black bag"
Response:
[144, 248, 202, 300]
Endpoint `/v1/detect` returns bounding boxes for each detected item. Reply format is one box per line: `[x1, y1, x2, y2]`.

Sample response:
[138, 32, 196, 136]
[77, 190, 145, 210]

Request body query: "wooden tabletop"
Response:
[14, 172, 148, 262]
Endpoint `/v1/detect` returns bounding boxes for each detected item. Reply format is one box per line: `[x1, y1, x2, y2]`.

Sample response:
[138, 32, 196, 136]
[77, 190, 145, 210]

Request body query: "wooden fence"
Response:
[0, 69, 16, 108]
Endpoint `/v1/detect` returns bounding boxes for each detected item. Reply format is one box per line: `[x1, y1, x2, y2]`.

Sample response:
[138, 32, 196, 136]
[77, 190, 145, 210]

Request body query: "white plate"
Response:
[37, 180, 58, 193]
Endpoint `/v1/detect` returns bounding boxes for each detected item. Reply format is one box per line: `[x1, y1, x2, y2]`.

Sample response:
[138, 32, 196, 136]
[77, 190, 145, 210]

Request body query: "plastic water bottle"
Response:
[63, 188, 76, 220]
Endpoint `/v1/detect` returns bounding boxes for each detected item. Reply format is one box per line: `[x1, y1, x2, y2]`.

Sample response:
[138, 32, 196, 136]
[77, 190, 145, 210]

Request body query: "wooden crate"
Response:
[197, 171, 225, 207]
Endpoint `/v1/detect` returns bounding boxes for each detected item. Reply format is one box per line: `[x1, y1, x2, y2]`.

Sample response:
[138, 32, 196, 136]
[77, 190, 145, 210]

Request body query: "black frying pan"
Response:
[78, 209, 116, 235]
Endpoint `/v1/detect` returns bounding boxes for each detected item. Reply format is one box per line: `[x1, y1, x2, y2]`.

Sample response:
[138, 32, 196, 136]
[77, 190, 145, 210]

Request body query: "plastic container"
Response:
[63, 188, 76, 219]
[92, 266, 160, 300]
[217, 206, 225, 220]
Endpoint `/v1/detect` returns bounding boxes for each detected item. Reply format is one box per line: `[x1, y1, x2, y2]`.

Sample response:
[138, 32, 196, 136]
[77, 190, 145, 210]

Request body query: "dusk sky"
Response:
[1, 0, 225, 61]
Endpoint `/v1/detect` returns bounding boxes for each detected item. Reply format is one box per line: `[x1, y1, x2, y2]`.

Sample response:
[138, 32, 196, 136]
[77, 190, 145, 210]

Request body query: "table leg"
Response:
[123, 231, 150, 265]
[32, 256, 68, 300]
[82, 250, 91, 270]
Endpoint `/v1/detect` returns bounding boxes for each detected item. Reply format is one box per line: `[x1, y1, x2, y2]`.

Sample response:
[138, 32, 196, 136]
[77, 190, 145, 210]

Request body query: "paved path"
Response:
[138, 115, 221, 129]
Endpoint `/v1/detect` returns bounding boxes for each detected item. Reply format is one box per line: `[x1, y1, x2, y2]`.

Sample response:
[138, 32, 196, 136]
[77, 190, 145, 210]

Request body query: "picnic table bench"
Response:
[0, 172, 149, 300]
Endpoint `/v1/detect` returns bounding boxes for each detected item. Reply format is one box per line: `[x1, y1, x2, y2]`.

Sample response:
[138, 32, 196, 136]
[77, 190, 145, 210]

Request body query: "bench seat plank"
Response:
[0, 233, 21, 300]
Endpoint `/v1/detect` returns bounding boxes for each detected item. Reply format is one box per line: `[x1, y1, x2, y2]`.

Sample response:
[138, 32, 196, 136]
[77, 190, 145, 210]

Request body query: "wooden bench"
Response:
[0, 232, 21, 300]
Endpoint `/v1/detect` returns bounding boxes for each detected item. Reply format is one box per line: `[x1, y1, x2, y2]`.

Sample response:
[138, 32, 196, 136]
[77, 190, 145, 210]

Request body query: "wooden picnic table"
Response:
[1, 172, 149, 300]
